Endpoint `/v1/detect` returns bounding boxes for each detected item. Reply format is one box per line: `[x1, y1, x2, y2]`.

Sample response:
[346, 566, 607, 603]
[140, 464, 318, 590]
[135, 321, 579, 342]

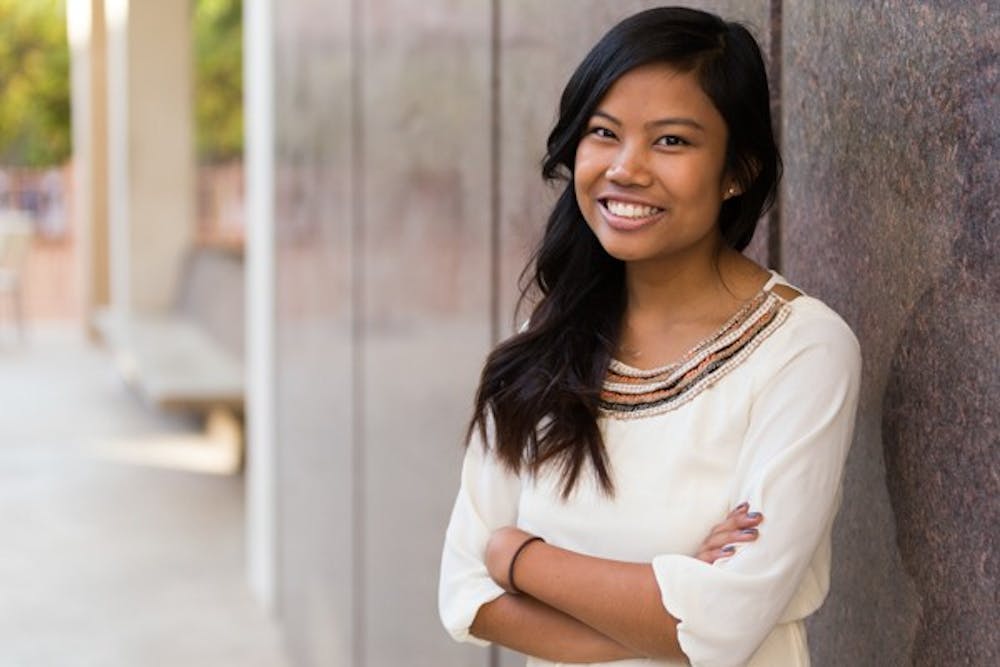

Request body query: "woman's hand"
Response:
[695, 502, 764, 564]
[486, 526, 540, 593]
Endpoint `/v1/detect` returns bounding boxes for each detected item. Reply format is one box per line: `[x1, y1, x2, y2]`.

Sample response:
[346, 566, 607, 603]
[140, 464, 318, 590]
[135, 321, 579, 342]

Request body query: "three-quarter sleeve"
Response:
[651, 310, 862, 667]
[438, 414, 522, 645]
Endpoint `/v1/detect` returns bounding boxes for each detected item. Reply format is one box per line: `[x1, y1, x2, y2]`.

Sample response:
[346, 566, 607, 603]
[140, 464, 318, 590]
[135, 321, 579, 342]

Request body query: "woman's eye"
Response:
[656, 135, 688, 147]
[589, 127, 616, 139]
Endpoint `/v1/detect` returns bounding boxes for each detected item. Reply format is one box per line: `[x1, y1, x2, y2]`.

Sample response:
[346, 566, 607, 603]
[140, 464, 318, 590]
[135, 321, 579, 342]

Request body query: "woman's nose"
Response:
[604, 147, 652, 187]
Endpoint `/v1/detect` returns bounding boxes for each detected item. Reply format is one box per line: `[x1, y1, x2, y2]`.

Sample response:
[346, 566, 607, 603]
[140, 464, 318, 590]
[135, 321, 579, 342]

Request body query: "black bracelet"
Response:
[508, 536, 545, 595]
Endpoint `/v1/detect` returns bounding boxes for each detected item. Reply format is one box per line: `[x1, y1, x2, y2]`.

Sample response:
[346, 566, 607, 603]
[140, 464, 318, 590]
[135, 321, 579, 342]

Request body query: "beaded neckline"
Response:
[600, 275, 794, 420]
[609, 285, 773, 377]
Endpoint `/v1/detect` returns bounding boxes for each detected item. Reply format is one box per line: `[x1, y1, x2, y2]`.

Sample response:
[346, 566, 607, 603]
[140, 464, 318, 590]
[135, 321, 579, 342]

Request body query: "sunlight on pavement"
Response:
[87, 407, 243, 475]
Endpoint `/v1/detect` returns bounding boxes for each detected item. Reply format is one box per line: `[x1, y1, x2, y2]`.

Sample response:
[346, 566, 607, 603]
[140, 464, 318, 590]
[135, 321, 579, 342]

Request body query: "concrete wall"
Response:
[262, 1, 997, 665]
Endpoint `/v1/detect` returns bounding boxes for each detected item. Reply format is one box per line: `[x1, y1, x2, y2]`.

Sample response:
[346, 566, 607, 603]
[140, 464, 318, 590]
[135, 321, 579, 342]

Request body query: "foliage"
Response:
[195, 0, 243, 163]
[0, 0, 71, 167]
[0, 0, 243, 168]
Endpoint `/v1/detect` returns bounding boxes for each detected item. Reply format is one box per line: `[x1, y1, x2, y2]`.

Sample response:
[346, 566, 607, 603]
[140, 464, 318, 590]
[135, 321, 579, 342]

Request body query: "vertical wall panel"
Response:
[782, 3, 998, 665]
[273, 0, 356, 665]
[359, 1, 492, 665]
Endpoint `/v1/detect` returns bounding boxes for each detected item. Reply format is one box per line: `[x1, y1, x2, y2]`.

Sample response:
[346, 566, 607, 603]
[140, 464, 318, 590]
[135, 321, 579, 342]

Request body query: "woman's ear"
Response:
[723, 157, 761, 199]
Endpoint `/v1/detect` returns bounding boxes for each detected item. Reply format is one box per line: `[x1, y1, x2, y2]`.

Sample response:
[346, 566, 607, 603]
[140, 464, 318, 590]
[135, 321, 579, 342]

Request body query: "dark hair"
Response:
[468, 6, 782, 497]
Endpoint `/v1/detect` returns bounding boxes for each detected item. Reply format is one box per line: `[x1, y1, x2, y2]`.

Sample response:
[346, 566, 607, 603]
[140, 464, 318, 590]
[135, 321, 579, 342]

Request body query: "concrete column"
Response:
[244, 0, 278, 613]
[104, 0, 194, 316]
[67, 0, 109, 337]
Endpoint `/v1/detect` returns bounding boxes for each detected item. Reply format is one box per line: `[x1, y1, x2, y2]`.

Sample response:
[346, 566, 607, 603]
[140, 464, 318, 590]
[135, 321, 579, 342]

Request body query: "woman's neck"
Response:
[617, 245, 770, 368]
[624, 244, 768, 319]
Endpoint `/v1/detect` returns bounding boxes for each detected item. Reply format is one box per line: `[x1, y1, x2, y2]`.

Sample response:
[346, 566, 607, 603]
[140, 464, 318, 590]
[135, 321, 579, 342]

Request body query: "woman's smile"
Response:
[599, 197, 667, 231]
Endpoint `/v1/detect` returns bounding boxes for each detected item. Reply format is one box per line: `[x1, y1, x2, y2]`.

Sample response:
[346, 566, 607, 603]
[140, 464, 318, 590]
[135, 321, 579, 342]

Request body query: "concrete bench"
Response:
[95, 247, 245, 454]
[97, 246, 244, 412]
[99, 310, 243, 412]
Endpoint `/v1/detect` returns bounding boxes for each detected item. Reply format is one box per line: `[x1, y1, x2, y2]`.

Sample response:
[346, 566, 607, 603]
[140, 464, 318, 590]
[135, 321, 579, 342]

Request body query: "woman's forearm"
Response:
[470, 592, 640, 663]
[512, 540, 685, 660]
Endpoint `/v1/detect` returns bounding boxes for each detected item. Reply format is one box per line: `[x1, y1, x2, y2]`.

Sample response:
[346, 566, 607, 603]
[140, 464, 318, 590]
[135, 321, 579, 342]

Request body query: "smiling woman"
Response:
[439, 7, 860, 667]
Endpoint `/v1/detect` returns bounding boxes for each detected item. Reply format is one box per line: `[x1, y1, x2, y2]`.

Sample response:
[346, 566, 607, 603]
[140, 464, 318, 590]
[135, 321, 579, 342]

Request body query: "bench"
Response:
[95, 246, 245, 470]
[100, 311, 243, 411]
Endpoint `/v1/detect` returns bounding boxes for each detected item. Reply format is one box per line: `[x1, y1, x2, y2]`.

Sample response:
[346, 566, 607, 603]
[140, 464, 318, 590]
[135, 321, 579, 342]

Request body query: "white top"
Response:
[439, 273, 862, 667]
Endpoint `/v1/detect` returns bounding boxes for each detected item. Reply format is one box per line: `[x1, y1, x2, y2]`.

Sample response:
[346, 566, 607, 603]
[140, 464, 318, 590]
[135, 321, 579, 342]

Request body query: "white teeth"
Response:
[605, 200, 661, 218]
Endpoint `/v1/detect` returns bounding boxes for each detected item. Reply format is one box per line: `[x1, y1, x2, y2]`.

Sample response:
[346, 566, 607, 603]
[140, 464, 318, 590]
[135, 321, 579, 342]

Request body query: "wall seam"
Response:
[350, 0, 366, 663]
[489, 0, 502, 349]
[488, 1, 501, 665]
[768, 0, 784, 271]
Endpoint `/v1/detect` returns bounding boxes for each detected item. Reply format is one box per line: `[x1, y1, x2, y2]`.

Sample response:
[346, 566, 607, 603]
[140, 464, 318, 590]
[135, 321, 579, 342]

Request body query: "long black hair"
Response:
[468, 7, 782, 497]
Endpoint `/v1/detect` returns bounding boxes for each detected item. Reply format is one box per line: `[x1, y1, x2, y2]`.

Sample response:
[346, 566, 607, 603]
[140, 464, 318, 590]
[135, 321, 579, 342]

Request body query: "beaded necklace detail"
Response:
[599, 288, 792, 419]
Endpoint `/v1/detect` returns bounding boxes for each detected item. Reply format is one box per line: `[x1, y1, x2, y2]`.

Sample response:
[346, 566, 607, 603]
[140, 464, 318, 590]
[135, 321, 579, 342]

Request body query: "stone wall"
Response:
[783, 3, 998, 665]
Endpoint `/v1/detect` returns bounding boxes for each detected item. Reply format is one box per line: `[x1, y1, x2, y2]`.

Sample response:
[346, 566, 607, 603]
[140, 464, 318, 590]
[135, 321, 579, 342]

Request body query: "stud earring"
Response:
[726, 186, 737, 199]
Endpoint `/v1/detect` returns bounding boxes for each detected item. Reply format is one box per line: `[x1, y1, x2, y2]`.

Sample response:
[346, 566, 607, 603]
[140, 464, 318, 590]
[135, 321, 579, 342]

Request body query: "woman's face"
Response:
[573, 63, 735, 264]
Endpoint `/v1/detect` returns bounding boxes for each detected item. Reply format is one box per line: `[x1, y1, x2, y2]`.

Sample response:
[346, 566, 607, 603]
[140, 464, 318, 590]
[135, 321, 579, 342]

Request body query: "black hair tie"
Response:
[508, 536, 546, 595]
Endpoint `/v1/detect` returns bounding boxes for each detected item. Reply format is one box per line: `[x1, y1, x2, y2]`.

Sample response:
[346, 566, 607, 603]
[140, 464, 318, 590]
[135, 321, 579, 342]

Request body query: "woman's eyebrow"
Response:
[592, 110, 705, 132]
[592, 110, 623, 125]
[647, 117, 705, 132]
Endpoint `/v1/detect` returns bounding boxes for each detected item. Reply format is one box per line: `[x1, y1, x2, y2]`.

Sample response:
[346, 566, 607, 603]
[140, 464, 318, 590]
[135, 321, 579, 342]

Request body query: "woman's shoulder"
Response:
[765, 274, 861, 367]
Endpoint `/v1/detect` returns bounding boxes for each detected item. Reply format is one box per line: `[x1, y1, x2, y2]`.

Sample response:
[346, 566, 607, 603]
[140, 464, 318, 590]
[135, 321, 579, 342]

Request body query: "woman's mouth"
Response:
[599, 198, 665, 230]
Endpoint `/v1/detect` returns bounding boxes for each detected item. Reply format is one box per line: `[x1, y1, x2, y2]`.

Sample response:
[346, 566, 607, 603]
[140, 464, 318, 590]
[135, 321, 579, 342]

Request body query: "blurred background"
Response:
[0, 1, 995, 666]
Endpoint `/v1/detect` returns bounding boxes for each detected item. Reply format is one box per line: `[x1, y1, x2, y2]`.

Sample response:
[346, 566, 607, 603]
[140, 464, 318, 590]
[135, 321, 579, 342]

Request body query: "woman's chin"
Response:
[592, 233, 657, 262]
[598, 244, 654, 263]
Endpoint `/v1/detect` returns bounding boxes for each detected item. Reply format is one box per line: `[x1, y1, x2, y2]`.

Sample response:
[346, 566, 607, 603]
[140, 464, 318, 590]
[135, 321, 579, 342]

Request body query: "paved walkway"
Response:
[0, 324, 289, 667]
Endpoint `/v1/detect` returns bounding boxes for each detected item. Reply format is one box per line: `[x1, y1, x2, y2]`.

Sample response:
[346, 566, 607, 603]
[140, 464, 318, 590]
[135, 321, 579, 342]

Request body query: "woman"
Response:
[439, 7, 861, 666]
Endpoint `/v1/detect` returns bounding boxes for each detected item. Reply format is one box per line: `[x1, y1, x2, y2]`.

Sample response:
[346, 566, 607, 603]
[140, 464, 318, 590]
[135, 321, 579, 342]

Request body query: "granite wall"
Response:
[268, 1, 998, 665]
[783, 3, 999, 665]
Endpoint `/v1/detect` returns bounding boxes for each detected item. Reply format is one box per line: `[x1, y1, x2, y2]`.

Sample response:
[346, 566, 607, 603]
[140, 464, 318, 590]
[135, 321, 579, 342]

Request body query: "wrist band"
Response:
[508, 536, 545, 595]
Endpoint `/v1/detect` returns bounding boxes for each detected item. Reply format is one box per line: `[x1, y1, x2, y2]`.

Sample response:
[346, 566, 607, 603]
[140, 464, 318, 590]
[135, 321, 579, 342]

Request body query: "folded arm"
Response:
[471, 592, 639, 663]
[440, 415, 763, 661]
[439, 422, 642, 662]
[481, 528, 686, 660]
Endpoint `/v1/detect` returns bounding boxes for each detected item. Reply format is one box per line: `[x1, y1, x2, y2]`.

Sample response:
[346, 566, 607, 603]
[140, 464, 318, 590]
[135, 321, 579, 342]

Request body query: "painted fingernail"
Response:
[746, 512, 762, 519]
[736, 501, 749, 511]
[721, 545, 736, 553]
[740, 528, 758, 535]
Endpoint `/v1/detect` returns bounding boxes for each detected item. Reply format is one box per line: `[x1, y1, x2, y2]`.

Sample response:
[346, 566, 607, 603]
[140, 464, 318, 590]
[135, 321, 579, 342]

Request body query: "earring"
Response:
[726, 186, 737, 199]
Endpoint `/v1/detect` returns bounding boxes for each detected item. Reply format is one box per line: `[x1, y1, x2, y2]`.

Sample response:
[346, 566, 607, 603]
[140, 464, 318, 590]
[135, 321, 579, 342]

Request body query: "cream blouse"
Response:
[439, 272, 862, 667]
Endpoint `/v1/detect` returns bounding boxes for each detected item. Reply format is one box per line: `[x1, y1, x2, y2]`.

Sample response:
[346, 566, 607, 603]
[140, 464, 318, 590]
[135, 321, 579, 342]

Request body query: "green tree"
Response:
[0, 0, 242, 166]
[195, 0, 243, 163]
[0, 0, 71, 167]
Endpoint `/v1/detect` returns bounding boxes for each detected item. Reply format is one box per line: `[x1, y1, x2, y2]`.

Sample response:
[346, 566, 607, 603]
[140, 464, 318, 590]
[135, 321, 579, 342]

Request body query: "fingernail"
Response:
[740, 528, 758, 535]
[721, 545, 736, 553]
[747, 512, 762, 519]
[736, 501, 749, 511]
